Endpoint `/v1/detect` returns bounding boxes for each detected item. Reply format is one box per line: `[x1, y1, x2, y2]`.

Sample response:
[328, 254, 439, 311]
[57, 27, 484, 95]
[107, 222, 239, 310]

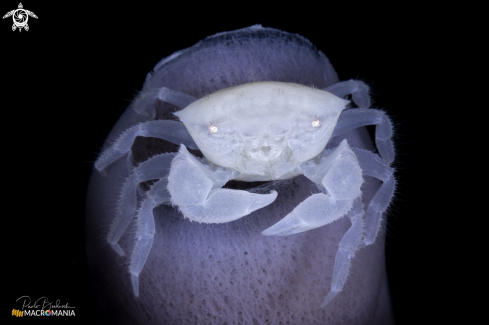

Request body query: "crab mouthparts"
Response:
[261, 146, 271, 154]
[249, 145, 283, 161]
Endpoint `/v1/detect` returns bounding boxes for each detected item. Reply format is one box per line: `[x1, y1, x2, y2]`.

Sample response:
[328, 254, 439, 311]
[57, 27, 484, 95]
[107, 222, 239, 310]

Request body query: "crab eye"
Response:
[312, 118, 321, 128]
[208, 124, 218, 133]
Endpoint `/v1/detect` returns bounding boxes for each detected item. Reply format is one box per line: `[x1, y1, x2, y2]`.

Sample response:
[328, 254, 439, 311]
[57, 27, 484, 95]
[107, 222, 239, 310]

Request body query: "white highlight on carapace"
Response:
[208, 123, 218, 133]
[312, 118, 321, 128]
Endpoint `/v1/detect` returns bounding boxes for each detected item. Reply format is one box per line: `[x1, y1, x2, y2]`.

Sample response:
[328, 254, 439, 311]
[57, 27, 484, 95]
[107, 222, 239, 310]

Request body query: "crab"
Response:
[95, 79, 395, 309]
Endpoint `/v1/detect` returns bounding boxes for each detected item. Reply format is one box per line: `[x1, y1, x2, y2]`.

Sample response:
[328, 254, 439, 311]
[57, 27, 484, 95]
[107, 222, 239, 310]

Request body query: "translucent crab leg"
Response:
[320, 198, 365, 308]
[95, 120, 198, 172]
[107, 152, 175, 256]
[132, 87, 197, 118]
[352, 148, 395, 245]
[332, 108, 395, 164]
[324, 79, 370, 109]
[129, 177, 169, 296]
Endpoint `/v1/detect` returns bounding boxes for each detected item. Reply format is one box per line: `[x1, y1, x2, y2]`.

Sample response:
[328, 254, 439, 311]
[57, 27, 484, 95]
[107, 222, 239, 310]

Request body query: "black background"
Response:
[3, 2, 479, 324]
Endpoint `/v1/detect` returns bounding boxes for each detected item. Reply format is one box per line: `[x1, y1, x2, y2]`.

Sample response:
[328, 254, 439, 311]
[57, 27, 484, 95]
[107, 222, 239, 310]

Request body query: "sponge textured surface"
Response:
[86, 26, 393, 325]
[142, 25, 339, 99]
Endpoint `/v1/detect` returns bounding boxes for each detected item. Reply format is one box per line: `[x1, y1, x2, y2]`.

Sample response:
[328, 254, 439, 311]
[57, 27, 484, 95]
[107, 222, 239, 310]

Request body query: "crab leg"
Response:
[129, 177, 169, 296]
[132, 87, 197, 118]
[107, 152, 174, 256]
[332, 108, 395, 164]
[261, 140, 366, 308]
[324, 79, 370, 109]
[352, 148, 395, 245]
[320, 198, 365, 308]
[320, 150, 394, 307]
[95, 120, 198, 172]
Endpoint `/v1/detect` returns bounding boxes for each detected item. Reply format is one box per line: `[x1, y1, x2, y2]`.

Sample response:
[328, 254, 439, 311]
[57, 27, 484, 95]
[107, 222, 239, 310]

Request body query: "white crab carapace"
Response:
[175, 82, 348, 181]
[95, 80, 395, 309]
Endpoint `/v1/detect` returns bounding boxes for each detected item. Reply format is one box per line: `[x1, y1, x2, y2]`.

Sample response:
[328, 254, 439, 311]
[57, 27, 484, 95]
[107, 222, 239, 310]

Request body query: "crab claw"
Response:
[261, 193, 353, 236]
[180, 188, 278, 224]
[168, 145, 278, 224]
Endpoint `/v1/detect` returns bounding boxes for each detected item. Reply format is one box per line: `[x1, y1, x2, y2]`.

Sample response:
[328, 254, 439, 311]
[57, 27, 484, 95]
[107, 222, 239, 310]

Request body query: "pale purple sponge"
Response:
[86, 25, 393, 324]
